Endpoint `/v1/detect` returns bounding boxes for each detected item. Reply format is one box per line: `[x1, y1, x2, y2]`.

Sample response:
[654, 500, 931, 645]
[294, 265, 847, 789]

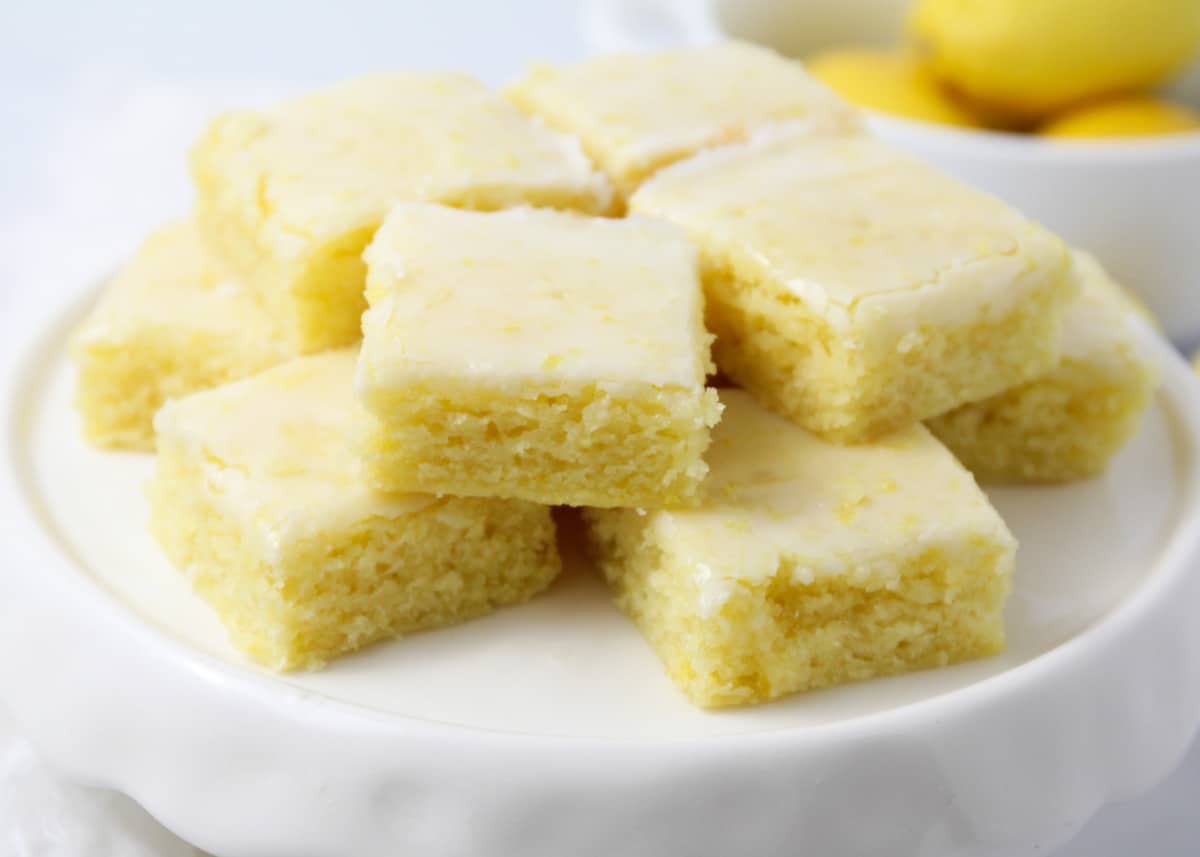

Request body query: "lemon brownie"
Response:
[631, 131, 1077, 442]
[929, 252, 1157, 482]
[191, 73, 613, 353]
[71, 220, 292, 451]
[148, 350, 560, 670]
[583, 389, 1014, 709]
[506, 41, 859, 200]
[354, 204, 721, 508]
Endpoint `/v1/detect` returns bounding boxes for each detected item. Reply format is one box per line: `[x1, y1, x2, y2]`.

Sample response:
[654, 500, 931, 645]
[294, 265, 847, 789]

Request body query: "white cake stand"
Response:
[2, 283, 1199, 857]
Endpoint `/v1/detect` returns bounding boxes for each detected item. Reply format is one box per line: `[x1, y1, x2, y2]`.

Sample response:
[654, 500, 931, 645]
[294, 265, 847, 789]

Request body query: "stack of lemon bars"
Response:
[72, 42, 1158, 708]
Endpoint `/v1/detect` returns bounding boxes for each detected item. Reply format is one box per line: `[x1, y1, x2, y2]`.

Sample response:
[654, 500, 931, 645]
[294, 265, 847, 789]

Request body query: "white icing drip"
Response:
[693, 562, 738, 619]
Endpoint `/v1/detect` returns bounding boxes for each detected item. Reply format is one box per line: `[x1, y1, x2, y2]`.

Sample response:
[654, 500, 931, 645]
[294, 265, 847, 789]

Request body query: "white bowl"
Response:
[586, 0, 1200, 349]
[3, 278, 1200, 857]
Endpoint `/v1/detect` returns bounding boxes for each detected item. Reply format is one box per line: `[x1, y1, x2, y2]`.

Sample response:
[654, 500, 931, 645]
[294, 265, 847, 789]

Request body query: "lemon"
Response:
[1040, 97, 1200, 137]
[910, 0, 1200, 121]
[807, 49, 984, 127]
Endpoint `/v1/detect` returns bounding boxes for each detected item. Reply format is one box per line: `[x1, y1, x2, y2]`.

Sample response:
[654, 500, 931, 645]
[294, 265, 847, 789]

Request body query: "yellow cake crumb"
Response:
[584, 389, 1014, 708]
[631, 130, 1077, 442]
[354, 204, 721, 508]
[929, 251, 1158, 481]
[147, 350, 560, 669]
[71, 220, 292, 451]
[191, 73, 613, 353]
[506, 41, 860, 200]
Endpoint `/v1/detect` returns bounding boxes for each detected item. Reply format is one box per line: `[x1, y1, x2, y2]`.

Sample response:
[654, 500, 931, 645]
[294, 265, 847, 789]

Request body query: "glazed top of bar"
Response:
[155, 350, 433, 548]
[357, 204, 713, 393]
[193, 72, 612, 255]
[507, 41, 859, 188]
[73, 220, 283, 344]
[648, 389, 1015, 588]
[631, 131, 1071, 332]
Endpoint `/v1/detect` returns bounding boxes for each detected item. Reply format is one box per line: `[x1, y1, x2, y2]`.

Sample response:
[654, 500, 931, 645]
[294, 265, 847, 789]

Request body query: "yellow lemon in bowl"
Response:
[1040, 97, 1200, 137]
[910, 0, 1200, 121]
[807, 48, 985, 127]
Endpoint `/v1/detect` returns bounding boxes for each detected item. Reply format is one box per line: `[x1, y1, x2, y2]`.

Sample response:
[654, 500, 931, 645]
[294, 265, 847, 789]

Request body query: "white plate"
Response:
[2, 284, 1200, 857]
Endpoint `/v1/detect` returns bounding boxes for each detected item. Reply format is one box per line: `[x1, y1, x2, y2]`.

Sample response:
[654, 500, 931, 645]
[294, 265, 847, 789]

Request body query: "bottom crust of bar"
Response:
[705, 267, 1070, 443]
[72, 331, 285, 451]
[928, 356, 1155, 482]
[584, 508, 1011, 709]
[148, 448, 561, 670]
[358, 383, 721, 508]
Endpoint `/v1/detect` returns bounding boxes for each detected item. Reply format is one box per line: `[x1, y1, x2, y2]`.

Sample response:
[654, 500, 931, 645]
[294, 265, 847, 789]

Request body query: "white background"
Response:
[0, 1, 1195, 854]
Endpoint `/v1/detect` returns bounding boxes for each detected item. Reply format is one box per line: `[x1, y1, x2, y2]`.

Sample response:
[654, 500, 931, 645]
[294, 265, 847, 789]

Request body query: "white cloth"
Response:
[0, 706, 198, 857]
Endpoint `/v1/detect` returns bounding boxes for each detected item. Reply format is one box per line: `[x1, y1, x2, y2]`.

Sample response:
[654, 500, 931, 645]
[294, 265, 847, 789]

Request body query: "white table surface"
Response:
[0, 2, 1196, 854]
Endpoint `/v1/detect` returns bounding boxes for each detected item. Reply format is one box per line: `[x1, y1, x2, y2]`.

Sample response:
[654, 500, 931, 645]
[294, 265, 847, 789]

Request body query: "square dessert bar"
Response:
[148, 350, 560, 670]
[506, 41, 860, 200]
[631, 131, 1078, 442]
[929, 252, 1158, 482]
[354, 204, 721, 508]
[191, 72, 613, 353]
[71, 220, 292, 451]
[584, 389, 1015, 709]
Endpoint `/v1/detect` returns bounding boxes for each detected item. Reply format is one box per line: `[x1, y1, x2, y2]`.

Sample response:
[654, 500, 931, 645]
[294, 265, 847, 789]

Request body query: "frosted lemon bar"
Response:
[148, 350, 560, 670]
[631, 132, 1077, 442]
[929, 252, 1157, 482]
[355, 204, 721, 508]
[192, 73, 612, 352]
[584, 389, 1015, 709]
[71, 220, 291, 451]
[507, 41, 859, 199]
